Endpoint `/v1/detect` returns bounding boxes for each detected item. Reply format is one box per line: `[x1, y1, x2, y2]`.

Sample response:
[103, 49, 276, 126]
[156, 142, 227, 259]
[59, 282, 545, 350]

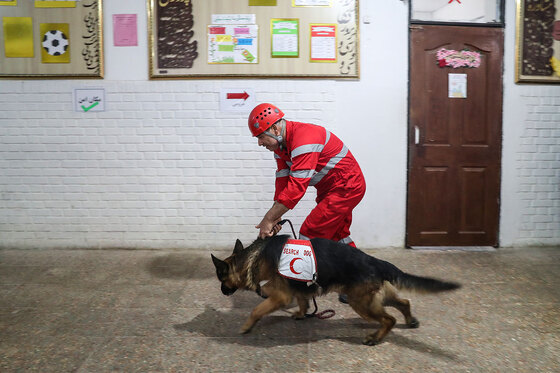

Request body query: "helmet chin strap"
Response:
[264, 131, 283, 143]
[264, 120, 285, 149]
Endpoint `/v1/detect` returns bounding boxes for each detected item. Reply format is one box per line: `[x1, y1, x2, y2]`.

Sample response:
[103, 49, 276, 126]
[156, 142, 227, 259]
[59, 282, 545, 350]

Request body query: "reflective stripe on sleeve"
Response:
[276, 129, 344, 185]
[276, 169, 290, 178]
[291, 169, 315, 179]
[291, 129, 330, 158]
[309, 145, 349, 186]
[291, 143, 324, 158]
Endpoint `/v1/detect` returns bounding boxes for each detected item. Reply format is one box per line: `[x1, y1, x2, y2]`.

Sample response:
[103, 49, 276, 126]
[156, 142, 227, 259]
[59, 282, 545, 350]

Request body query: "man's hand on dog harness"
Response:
[256, 202, 289, 239]
[256, 218, 283, 238]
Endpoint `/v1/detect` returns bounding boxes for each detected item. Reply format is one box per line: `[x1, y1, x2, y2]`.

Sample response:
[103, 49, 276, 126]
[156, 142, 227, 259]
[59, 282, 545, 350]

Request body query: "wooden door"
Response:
[407, 25, 503, 247]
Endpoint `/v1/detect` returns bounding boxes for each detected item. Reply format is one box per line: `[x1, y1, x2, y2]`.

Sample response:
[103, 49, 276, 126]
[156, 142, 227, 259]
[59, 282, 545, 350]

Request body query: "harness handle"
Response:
[278, 219, 297, 238]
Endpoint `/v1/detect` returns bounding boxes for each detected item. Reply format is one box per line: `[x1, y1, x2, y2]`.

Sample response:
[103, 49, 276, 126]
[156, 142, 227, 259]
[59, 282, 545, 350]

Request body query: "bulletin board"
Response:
[148, 0, 359, 79]
[0, 0, 103, 79]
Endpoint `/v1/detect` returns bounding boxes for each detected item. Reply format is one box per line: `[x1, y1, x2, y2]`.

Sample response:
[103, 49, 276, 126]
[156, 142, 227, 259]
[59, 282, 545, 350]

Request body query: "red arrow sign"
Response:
[226, 91, 249, 100]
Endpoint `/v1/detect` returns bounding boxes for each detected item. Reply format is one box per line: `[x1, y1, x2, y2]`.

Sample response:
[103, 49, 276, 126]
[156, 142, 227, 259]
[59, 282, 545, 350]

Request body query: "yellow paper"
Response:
[249, 0, 277, 5]
[216, 35, 232, 43]
[551, 57, 560, 77]
[0, 0, 18, 6]
[40, 23, 70, 63]
[3, 17, 34, 58]
[35, 0, 76, 8]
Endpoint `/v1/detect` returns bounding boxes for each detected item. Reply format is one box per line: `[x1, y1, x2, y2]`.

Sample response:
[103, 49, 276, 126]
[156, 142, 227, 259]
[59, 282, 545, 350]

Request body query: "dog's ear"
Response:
[211, 254, 228, 275]
[233, 239, 244, 254]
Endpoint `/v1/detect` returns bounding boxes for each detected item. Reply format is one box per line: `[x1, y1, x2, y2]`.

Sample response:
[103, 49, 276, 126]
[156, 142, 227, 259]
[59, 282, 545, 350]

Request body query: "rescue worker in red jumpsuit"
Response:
[249, 103, 366, 249]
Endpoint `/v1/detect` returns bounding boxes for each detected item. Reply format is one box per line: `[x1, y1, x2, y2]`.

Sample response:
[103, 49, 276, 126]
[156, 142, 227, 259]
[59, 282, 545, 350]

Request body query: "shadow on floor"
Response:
[173, 305, 461, 362]
[146, 253, 215, 280]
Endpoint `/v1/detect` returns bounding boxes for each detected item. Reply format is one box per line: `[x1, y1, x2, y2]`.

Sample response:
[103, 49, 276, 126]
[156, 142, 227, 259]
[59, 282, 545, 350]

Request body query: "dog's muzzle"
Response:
[221, 283, 237, 296]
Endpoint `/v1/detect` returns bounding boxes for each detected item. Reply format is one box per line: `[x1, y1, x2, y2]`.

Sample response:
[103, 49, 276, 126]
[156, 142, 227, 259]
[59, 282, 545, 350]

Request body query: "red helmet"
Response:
[248, 103, 284, 137]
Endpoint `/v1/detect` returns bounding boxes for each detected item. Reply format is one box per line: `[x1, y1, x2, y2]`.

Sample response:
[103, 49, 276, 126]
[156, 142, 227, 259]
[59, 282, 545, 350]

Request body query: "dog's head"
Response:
[211, 239, 245, 296]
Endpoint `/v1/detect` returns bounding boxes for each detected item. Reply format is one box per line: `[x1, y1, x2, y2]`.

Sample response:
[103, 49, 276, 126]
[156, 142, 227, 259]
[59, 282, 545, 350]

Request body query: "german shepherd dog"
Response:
[211, 235, 460, 345]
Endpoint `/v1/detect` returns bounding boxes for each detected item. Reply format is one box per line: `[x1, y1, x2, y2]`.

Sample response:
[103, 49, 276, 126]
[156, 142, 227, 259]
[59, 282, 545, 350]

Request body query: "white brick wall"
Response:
[516, 90, 560, 245]
[1, 0, 559, 249]
[3, 76, 558, 249]
[0, 80, 335, 249]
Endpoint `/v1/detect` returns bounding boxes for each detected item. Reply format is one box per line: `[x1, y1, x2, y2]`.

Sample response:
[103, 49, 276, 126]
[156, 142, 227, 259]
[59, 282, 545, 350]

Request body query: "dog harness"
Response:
[278, 239, 317, 285]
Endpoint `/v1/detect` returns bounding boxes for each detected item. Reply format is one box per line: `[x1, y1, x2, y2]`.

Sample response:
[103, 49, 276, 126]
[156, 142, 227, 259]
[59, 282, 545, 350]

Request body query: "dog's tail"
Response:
[378, 259, 461, 293]
[393, 272, 461, 293]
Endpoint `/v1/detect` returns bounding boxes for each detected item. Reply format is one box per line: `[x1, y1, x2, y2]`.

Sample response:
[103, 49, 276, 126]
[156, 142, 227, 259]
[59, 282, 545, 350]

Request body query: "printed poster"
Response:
[74, 88, 105, 112]
[310, 24, 336, 62]
[448, 73, 467, 99]
[208, 25, 258, 64]
[40, 23, 70, 63]
[3, 17, 34, 57]
[113, 14, 138, 47]
[271, 19, 299, 57]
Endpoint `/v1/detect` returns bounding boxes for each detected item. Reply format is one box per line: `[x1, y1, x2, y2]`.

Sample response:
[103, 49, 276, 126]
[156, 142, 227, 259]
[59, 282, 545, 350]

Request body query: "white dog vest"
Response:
[278, 239, 317, 284]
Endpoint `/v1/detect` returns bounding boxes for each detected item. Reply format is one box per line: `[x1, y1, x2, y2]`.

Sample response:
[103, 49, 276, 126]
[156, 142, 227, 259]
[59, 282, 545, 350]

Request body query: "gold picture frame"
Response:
[0, 0, 103, 79]
[515, 0, 560, 83]
[148, 0, 359, 79]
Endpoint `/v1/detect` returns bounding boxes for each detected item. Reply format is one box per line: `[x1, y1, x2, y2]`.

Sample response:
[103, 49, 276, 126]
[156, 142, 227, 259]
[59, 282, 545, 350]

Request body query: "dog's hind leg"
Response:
[383, 282, 419, 328]
[240, 292, 292, 334]
[349, 291, 396, 346]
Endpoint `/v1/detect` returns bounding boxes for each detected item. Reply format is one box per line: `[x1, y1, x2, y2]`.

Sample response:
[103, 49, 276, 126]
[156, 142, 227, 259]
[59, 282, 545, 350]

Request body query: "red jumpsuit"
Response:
[273, 121, 366, 246]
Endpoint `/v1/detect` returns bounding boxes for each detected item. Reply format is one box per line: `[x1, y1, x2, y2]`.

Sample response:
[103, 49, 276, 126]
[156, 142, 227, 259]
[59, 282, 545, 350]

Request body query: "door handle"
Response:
[414, 125, 420, 145]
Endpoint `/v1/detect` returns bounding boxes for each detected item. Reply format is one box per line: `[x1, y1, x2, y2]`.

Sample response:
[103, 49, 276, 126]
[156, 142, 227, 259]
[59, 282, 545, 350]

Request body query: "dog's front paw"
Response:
[407, 317, 420, 328]
[239, 327, 251, 334]
[291, 312, 305, 320]
[362, 337, 381, 346]
[362, 333, 382, 346]
[239, 322, 254, 334]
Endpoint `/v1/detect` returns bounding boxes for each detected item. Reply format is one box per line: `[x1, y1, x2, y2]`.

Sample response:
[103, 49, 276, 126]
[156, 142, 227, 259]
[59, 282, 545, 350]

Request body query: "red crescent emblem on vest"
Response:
[289, 257, 302, 274]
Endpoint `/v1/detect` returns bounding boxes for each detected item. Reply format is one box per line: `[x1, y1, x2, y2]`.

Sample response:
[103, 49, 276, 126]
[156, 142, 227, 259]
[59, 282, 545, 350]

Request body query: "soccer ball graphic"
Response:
[42, 30, 69, 56]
